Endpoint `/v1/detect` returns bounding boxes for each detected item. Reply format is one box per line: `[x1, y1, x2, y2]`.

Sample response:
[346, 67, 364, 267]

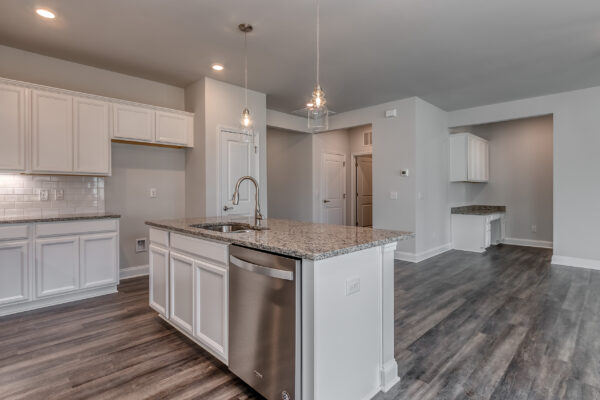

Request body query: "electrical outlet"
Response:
[150, 188, 157, 198]
[390, 191, 398, 200]
[135, 238, 147, 253]
[40, 189, 49, 201]
[531, 225, 537, 233]
[55, 189, 64, 201]
[346, 277, 360, 296]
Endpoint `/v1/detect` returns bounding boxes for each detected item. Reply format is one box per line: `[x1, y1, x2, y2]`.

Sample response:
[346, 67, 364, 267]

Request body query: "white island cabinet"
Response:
[0, 216, 120, 317]
[147, 217, 412, 400]
[149, 228, 229, 363]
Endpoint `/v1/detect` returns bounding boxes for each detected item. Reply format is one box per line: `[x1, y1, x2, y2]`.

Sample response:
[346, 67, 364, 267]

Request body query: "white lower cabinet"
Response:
[80, 233, 118, 288]
[149, 244, 169, 316]
[0, 241, 30, 306]
[169, 251, 195, 334]
[194, 259, 228, 360]
[0, 218, 120, 317]
[36, 236, 80, 298]
[149, 228, 229, 363]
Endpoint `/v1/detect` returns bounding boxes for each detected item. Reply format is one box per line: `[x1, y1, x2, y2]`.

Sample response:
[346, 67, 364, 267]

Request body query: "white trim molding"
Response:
[503, 238, 553, 249]
[395, 243, 452, 263]
[120, 264, 149, 279]
[551, 255, 600, 271]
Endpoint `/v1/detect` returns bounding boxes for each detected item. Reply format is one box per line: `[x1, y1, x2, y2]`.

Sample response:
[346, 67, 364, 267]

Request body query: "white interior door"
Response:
[220, 128, 257, 216]
[356, 155, 373, 227]
[320, 152, 346, 225]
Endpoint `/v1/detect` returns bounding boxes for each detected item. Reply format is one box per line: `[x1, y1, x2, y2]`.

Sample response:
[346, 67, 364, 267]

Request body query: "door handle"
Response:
[223, 205, 233, 211]
[230, 255, 294, 281]
[323, 200, 330, 203]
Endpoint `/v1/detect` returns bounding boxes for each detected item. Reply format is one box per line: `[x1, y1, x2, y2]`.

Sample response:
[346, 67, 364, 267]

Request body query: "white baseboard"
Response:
[551, 255, 600, 271]
[120, 264, 149, 279]
[395, 243, 452, 263]
[503, 237, 553, 249]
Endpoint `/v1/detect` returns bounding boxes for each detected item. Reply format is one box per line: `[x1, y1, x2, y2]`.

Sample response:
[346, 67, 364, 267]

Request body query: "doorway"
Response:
[354, 154, 373, 227]
[320, 152, 346, 225]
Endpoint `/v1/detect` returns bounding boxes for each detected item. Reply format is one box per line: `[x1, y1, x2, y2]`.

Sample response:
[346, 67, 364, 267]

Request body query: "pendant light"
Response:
[307, 0, 328, 131]
[239, 23, 253, 131]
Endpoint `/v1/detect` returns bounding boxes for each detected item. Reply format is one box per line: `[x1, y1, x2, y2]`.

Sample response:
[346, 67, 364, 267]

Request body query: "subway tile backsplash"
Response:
[0, 175, 105, 217]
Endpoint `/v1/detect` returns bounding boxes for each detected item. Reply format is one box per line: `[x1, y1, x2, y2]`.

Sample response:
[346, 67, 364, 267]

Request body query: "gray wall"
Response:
[185, 77, 267, 218]
[0, 45, 184, 109]
[452, 115, 554, 243]
[105, 143, 186, 269]
[449, 86, 600, 262]
[415, 99, 451, 254]
[266, 128, 313, 222]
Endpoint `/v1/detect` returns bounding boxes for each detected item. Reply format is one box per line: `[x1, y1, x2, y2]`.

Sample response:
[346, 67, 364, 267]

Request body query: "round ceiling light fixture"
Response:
[211, 64, 224, 71]
[36, 8, 56, 19]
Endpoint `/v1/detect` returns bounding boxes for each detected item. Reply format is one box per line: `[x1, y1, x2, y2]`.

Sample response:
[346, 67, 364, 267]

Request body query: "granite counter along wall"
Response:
[0, 175, 105, 217]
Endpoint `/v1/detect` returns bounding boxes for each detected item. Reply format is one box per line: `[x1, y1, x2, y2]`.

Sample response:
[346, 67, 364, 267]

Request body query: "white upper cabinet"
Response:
[31, 89, 73, 173]
[450, 132, 489, 182]
[0, 77, 194, 174]
[155, 111, 191, 145]
[74, 96, 111, 175]
[0, 83, 26, 171]
[112, 103, 154, 142]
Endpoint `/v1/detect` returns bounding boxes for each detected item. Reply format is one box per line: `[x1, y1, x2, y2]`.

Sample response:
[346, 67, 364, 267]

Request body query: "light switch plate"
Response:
[150, 188, 157, 198]
[390, 191, 398, 200]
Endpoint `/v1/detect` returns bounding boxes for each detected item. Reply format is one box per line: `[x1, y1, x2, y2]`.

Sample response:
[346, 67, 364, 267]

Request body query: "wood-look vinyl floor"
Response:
[1, 245, 598, 399]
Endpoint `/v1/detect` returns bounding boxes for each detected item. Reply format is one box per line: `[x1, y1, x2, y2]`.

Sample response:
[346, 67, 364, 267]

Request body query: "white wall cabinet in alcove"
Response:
[450, 132, 489, 182]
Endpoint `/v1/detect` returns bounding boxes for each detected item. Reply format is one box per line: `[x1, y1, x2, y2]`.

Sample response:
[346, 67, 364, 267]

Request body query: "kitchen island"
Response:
[146, 216, 413, 400]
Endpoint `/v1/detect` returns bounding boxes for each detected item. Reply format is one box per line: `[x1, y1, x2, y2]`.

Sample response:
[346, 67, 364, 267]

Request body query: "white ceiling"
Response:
[2, 0, 600, 112]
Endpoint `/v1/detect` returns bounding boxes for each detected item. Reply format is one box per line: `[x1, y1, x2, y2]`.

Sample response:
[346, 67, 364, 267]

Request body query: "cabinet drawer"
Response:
[36, 219, 118, 237]
[0, 224, 29, 241]
[171, 233, 228, 266]
[149, 228, 169, 248]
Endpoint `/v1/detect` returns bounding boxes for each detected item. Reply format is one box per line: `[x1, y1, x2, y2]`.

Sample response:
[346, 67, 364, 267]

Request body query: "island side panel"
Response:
[380, 242, 400, 391]
[305, 246, 386, 400]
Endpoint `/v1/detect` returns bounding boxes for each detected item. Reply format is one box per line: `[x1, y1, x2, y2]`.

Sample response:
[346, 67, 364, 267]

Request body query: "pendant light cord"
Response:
[316, 0, 320, 87]
[244, 32, 248, 108]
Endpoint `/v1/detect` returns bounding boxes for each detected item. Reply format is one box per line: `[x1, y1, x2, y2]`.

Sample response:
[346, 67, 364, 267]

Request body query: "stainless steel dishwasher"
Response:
[229, 245, 301, 400]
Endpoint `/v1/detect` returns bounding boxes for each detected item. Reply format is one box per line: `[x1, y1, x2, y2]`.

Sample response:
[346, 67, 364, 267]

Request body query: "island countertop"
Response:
[146, 216, 413, 260]
[451, 205, 506, 215]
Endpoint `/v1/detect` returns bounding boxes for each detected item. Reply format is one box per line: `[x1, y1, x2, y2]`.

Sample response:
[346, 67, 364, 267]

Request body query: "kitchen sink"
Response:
[190, 223, 263, 233]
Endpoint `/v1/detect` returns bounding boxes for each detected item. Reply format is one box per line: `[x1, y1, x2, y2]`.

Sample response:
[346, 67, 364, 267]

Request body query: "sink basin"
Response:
[190, 223, 261, 233]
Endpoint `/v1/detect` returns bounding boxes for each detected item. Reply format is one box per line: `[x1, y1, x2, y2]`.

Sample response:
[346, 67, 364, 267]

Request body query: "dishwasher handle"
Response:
[230, 255, 294, 281]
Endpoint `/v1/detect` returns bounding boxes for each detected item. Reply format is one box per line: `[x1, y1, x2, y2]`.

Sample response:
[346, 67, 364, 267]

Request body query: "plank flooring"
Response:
[1, 244, 599, 399]
[375, 244, 600, 400]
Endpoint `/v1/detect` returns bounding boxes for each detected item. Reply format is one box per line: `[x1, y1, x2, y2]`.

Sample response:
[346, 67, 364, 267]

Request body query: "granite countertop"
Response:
[451, 205, 506, 215]
[146, 216, 413, 260]
[0, 212, 121, 225]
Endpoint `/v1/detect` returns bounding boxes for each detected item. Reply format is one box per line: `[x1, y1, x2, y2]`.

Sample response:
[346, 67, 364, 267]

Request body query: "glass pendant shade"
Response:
[307, 85, 328, 131]
[241, 107, 252, 129]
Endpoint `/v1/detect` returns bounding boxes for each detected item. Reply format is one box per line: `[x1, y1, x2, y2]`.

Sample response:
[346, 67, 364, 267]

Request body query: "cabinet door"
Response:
[112, 103, 154, 142]
[80, 233, 118, 289]
[0, 83, 26, 171]
[74, 97, 111, 174]
[169, 251, 194, 334]
[482, 140, 489, 181]
[36, 236, 79, 297]
[0, 241, 30, 305]
[194, 260, 228, 360]
[31, 90, 73, 172]
[155, 111, 189, 145]
[149, 244, 169, 316]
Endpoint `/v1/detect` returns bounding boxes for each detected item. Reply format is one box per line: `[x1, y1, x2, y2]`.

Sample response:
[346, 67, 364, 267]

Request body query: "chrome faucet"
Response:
[232, 176, 263, 225]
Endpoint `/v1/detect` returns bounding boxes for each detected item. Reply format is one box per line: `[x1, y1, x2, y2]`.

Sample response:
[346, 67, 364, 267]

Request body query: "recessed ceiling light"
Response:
[211, 64, 224, 71]
[36, 8, 56, 19]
